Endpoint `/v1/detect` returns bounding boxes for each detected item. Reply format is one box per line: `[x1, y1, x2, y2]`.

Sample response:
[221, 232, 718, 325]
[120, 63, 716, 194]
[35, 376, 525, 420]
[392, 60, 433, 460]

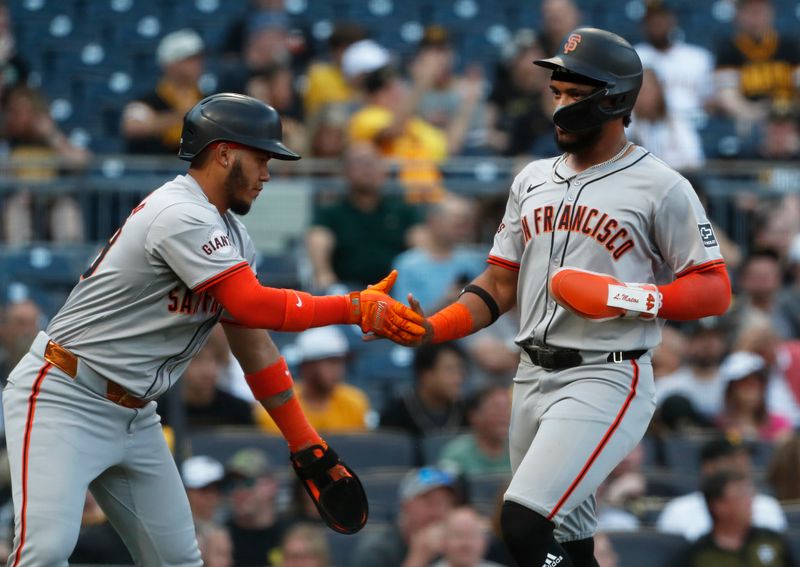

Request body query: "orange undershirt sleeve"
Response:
[206, 267, 350, 331]
[658, 263, 731, 320]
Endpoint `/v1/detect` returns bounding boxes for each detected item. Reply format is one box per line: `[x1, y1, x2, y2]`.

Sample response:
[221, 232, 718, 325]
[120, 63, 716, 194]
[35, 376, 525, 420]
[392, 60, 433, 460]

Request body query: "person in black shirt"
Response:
[224, 449, 290, 567]
[684, 469, 796, 567]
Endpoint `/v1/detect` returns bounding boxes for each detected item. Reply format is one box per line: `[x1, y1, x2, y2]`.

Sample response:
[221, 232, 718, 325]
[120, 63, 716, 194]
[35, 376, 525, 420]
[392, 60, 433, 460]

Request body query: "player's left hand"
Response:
[346, 270, 427, 342]
[548, 267, 661, 321]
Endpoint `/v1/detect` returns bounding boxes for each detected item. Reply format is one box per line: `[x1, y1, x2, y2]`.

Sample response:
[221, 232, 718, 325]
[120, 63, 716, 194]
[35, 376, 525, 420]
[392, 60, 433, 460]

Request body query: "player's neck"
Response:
[189, 169, 228, 214]
[566, 133, 631, 173]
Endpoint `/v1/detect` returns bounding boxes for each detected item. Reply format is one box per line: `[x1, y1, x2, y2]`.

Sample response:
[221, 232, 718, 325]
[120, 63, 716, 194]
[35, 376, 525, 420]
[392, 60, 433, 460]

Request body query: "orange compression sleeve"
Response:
[246, 358, 322, 452]
[207, 267, 349, 331]
[658, 263, 731, 320]
[429, 302, 475, 344]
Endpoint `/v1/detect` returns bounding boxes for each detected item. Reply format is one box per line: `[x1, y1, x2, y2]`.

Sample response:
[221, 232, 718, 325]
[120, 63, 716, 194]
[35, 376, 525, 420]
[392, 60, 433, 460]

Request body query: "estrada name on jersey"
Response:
[489, 146, 723, 354]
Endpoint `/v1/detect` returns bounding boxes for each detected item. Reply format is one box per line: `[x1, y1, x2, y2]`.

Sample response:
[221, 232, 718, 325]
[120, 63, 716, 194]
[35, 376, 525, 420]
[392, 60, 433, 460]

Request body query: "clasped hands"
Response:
[346, 270, 430, 345]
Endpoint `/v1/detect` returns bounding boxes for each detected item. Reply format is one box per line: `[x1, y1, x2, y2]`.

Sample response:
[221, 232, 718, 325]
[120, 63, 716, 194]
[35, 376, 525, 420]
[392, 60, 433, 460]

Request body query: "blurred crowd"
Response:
[0, 0, 800, 565]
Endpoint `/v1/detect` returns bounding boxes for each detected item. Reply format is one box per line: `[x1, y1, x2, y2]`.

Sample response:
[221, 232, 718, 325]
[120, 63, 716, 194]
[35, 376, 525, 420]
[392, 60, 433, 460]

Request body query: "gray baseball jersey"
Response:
[489, 145, 723, 350]
[493, 146, 724, 542]
[47, 173, 257, 400]
[3, 173, 258, 566]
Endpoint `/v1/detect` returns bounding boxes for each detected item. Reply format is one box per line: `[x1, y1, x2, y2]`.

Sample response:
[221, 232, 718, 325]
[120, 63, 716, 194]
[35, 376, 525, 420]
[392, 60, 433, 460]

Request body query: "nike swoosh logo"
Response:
[527, 182, 546, 193]
[293, 292, 302, 308]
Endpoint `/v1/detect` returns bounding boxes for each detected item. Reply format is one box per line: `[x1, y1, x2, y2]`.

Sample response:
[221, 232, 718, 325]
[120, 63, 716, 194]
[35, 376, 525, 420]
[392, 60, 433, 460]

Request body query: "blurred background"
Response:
[1, 0, 800, 565]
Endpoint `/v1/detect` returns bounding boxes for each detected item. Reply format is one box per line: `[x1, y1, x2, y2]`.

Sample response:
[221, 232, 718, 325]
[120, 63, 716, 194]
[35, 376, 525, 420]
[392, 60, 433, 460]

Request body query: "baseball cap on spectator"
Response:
[295, 327, 349, 364]
[720, 351, 767, 384]
[398, 466, 456, 503]
[700, 438, 746, 464]
[181, 455, 225, 489]
[420, 25, 451, 49]
[341, 39, 391, 78]
[247, 9, 289, 36]
[226, 448, 272, 480]
[157, 29, 204, 67]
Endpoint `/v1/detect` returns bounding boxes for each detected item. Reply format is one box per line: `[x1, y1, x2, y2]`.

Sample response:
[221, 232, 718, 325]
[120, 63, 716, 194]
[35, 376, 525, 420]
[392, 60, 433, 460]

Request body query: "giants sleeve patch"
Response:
[698, 223, 718, 248]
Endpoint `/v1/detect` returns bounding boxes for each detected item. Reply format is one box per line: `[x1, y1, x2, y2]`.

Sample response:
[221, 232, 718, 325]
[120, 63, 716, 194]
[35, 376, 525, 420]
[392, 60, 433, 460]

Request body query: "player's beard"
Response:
[554, 124, 605, 154]
[224, 160, 252, 215]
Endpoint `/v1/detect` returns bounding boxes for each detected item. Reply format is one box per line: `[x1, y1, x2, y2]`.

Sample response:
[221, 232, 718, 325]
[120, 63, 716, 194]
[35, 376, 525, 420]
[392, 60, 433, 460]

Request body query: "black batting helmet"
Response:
[178, 93, 301, 161]
[534, 27, 643, 133]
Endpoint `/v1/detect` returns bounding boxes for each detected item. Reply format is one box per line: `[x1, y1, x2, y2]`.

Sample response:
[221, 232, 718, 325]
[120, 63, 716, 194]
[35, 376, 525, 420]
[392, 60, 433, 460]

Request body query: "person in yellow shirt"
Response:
[344, 40, 449, 203]
[303, 22, 366, 118]
[256, 326, 370, 433]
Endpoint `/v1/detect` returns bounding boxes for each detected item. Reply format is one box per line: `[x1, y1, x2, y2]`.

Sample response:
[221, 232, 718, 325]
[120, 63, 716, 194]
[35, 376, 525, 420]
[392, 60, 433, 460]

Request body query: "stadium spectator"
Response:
[69, 492, 134, 565]
[351, 466, 459, 567]
[430, 506, 505, 567]
[593, 532, 619, 567]
[306, 102, 350, 160]
[655, 320, 727, 430]
[1, 84, 88, 243]
[380, 343, 469, 455]
[412, 25, 490, 156]
[181, 455, 226, 524]
[0, 299, 43, 380]
[218, 8, 298, 93]
[121, 29, 205, 155]
[196, 521, 234, 567]
[487, 29, 553, 157]
[246, 63, 306, 156]
[277, 523, 331, 567]
[652, 324, 688, 379]
[0, 1, 28, 94]
[391, 193, 484, 312]
[634, 0, 714, 124]
[303, 22, 366, 118]
[628, 68, 705, 170]
[683, 469, 797, 566]
[160, 340, 255, 429]
[306, 142, 424, 290]
[437, 384, 511, 478]
[283, 476, 324, 526]
[656, 438, 787, 541]
[766, 433, 800, 502]
[255, 326, 370, 433]
[537, 0, 583, 56]
[462, 308, 521, 384]
[752, 101, 800, 160]
[713, 0, 800, 134]
[733, 315, 800, 427]
[225, 448, 289, 567]
[344, 39, 448, 203]
[715, 351, 793, 442]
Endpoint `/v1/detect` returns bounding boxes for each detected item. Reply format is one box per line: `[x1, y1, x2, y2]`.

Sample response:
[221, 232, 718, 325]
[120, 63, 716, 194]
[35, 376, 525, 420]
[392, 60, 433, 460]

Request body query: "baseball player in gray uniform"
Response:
[3, 93, 424, 566]
[385, 28, 732, 567]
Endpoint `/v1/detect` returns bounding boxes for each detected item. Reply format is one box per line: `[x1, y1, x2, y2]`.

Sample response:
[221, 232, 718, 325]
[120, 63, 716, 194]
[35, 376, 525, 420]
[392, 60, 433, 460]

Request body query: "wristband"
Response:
[430, 302, 474, 344]
[245, 357, 294, 401]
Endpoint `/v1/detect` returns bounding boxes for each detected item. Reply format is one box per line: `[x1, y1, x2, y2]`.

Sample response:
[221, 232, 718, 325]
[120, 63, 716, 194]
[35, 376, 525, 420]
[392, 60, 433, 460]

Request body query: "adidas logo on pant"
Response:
[543, 553, 563, 566]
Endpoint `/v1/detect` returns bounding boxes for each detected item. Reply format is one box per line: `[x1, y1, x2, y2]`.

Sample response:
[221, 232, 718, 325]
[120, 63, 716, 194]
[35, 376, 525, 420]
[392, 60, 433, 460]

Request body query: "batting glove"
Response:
[346, 270, 427, 342]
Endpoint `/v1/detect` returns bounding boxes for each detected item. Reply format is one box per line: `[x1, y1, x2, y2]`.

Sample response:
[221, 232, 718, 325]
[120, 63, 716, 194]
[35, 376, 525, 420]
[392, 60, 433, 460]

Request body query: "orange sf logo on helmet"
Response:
[564, 33, 582, 53]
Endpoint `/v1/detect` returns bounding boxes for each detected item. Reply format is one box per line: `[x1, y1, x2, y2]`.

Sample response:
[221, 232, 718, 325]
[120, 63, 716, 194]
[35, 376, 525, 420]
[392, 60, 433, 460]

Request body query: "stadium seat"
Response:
[420, 431, 467, 465]
[189, 428, 293, 468]
[358, 470, 406, 522]
[606, 530, 689, 567]
[782, 501, 800, 529]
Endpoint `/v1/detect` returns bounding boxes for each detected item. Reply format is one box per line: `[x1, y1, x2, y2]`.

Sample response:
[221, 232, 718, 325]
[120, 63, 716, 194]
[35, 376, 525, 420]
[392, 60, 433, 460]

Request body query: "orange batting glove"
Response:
[345, 270, 427, 343]
[549, 267, 661, 321]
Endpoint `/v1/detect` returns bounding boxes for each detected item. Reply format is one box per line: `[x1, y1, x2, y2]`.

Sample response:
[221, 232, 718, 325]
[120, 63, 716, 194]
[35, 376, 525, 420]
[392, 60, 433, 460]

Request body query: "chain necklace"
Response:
[553, 141, 634, 183]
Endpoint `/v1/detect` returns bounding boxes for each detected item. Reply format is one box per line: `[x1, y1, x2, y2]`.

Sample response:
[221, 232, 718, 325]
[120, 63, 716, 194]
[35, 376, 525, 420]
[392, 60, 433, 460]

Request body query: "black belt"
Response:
[518, 342, 646, 371]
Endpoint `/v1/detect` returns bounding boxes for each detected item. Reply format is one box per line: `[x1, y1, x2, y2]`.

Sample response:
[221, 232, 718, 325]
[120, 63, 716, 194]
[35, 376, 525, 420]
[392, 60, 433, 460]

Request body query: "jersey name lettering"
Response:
[528, 205, 635, 259]
[202, 234, 232, 255]
[167, 286, 222, 315]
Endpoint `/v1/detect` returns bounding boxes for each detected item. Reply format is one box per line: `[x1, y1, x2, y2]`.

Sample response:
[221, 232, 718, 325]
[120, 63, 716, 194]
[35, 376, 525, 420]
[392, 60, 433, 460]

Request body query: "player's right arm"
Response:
[401, 263, 519, 346]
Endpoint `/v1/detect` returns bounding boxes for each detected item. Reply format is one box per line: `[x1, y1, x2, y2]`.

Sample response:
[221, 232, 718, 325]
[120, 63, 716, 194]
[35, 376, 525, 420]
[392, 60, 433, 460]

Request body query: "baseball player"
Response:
[2, 93, 425, 566]
[386, 28, 731, 567]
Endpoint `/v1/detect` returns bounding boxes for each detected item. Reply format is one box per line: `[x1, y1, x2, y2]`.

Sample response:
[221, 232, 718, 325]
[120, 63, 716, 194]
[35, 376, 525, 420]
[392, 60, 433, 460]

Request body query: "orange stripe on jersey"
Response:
[193, 261, 250, 294]
[674, 258, 726, 278]
[547, 360, 640, 522]
[487, 255, 520, 272]
[12, 362, 52, 567]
